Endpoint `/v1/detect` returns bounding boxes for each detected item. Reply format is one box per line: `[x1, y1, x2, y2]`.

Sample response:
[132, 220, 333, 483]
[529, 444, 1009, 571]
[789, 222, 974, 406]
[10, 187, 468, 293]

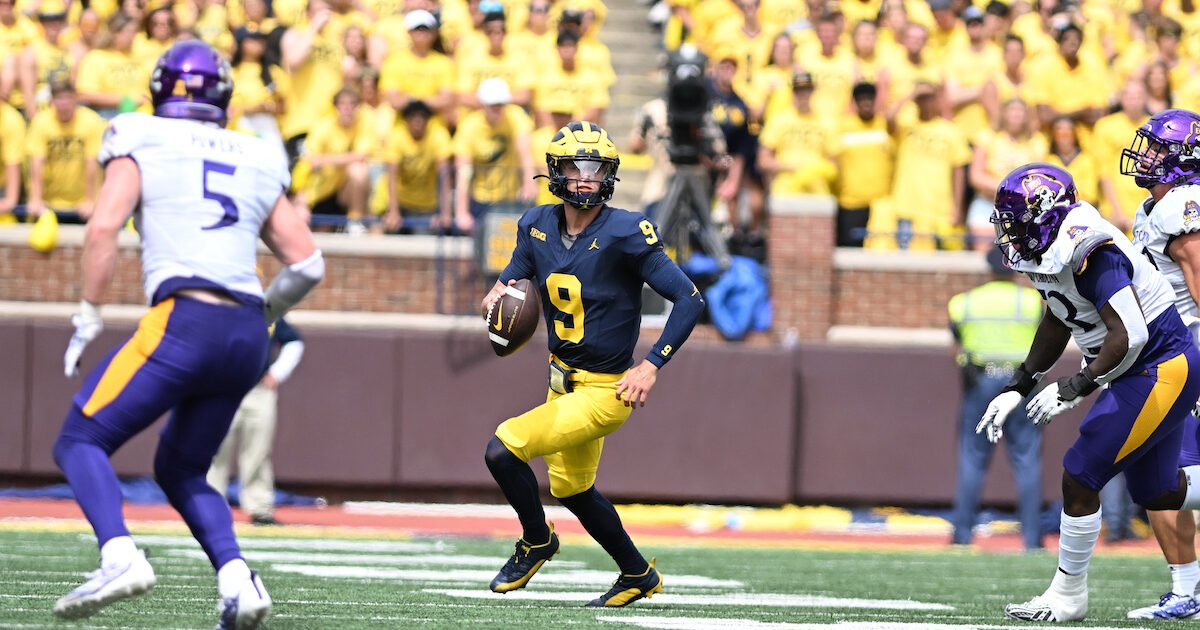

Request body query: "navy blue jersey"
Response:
[499, 203, 703, 373]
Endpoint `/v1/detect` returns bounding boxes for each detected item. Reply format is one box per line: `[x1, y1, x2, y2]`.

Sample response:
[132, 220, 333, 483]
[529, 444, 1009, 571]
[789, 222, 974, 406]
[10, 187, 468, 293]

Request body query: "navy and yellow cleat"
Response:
[585, 557, 664, 607]
[489, 521, 560, 593]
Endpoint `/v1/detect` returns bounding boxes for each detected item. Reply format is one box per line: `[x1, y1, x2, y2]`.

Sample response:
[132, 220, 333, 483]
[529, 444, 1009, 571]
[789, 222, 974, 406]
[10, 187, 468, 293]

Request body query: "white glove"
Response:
[64, 301, 103, 378]
[975, 390, 1024, 444]
[1026, 381, 1083, 426]
[1193, 397, 1200, 419]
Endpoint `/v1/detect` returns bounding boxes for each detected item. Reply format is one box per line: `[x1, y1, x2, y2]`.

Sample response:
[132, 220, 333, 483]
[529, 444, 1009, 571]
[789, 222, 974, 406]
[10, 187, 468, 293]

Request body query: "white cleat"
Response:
[215, 570, 272, 630]
[53, 550, 156, 619]
[1005, 587, 1088, 622]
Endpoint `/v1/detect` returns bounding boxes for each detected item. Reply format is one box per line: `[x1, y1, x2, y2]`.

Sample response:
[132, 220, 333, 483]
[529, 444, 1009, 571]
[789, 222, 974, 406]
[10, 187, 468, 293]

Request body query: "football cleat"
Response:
[1004, 589, 1088, 622]
[215, 570, 271, 630]
[489, 521, 560, 593]
[585, 557, 664, 607]
[1127, 592, 1200, 619]
[53, 550, 156, 619]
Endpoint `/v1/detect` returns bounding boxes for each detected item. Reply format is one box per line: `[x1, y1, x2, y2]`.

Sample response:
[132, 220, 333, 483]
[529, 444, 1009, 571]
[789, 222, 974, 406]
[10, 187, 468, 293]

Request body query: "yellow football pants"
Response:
[495, 358, 632, 498]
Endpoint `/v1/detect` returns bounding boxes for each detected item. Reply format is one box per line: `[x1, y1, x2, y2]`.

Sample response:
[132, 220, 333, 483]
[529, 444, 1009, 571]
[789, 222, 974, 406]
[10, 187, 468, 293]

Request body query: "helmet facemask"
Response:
[1120, 109, 1200, 189]
[543, 121, 620, 210]
[547, 157, 618, 210]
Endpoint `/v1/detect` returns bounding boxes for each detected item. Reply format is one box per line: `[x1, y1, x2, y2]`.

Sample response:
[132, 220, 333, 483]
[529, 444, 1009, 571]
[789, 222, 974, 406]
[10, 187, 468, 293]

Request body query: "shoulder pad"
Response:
[1154, 187, 1200, 237]
[1070, 230, 1116, 274]
[98, 113, 153, 167]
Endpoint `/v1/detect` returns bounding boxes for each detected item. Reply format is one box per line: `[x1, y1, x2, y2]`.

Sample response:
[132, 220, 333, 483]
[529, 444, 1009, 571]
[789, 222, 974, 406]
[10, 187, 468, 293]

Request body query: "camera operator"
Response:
[627, 45, 726, 220]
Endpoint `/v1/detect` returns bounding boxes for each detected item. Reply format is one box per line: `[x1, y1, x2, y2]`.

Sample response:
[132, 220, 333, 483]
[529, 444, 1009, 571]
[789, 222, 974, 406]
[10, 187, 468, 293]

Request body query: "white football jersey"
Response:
[1011, 201, 1177, 356]
[1133, 184, 1200, 328]
[98, 113, 291, 302]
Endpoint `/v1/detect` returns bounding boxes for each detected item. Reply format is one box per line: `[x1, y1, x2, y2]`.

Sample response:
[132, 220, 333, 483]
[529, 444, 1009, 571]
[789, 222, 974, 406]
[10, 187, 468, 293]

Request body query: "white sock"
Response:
[217, 558, 251, 599]
[99, 536, 137, 569]
[1181, 466, 1200, 510]
[1057, 510, 1101, 576]
[1171, 561, 1200, 596]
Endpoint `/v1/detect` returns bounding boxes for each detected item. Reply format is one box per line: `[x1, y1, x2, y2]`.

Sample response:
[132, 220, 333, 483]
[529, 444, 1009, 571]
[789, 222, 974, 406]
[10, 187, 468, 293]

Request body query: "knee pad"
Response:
[484, 435, 522, 472]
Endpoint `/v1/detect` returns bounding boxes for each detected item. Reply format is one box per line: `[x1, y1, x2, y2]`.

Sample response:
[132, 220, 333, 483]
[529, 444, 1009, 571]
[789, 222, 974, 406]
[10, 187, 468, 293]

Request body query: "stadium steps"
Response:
[596, 0, 665, 211]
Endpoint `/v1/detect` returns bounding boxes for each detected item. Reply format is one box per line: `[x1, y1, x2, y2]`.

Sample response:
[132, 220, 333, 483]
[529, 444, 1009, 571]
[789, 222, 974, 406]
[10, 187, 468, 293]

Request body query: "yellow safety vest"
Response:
[947, 281, 1042, 367]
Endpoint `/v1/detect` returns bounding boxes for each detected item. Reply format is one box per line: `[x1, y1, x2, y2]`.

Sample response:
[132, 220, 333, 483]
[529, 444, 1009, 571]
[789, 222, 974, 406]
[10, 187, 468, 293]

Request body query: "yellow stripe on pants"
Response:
[1115, 353, 1190, 463]
[81, 299, 175, 417]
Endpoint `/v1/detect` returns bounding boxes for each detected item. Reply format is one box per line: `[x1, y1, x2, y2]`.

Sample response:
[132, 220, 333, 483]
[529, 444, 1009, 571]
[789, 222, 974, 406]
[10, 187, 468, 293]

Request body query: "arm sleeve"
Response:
[1074, 245, 1147, 385]
[640, 249, 704, 368]
[268, 340, 305, 383]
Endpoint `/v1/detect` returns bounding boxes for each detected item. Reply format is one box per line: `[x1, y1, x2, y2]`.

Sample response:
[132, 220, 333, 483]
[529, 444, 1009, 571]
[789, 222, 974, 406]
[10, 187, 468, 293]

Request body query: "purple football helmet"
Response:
[1120, 108, 1200, 188]
[991, 162, 1079, 264]
[149, 40, 232, 125]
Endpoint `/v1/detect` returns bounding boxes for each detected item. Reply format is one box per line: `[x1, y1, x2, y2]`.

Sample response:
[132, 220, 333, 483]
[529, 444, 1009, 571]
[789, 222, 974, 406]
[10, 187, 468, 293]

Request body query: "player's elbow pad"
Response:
[263, 250, 324, 324]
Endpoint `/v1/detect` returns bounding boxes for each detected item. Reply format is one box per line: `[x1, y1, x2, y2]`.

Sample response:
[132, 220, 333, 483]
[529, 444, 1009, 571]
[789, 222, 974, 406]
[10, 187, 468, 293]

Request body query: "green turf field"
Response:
[0, 526, 1184, 629]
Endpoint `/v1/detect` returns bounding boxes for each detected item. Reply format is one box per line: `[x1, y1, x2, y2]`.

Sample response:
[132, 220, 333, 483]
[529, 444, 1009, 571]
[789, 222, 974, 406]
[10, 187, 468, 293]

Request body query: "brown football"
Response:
[486, 278, 541, 357]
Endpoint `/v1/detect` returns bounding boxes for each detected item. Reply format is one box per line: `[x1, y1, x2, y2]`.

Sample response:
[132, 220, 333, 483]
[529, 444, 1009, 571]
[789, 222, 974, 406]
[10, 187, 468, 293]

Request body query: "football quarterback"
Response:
[479, 121, 704, 607]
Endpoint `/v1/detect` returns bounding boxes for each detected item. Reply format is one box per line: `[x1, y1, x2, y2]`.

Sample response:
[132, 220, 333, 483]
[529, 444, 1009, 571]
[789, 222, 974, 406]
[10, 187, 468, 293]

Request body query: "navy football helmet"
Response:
[1120, 108, 1200, 188]
[544, 121, 620, 210]
[149, 40, 233, 126]
[991, 162, 1079, 264]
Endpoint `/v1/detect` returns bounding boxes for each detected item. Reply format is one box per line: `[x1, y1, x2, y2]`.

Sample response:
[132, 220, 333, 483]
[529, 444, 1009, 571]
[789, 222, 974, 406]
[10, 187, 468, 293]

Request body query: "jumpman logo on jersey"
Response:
[589, 238, 600, 251]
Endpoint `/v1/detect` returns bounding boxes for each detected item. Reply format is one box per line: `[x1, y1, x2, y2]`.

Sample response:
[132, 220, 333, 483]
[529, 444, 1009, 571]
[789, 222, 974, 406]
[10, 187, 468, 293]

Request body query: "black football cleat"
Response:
[489, 521, 560, 593]
[585, 557, 664, 607]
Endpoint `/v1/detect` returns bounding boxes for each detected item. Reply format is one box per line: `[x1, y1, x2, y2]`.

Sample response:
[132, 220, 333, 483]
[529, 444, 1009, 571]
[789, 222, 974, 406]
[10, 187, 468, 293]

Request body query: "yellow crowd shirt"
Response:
[834, 113, 893, 209]
[456, 48, 535, 99]
[25, 105, 104, 207]
[230, 62, 290, 118]
[758, 107, 839, 195]
[384, 119, 452, 213]
[303, 108, 374, 203]
[454, 104, 533, 203]
[533, 61, 610, 119]
[28, 36, 72, 110]
[943, 42, 1004, 142]
[1047, 149, 1100, 206]
[0, 102, 24, 190]
[281, 26, 343, 139]
[973, 128, 1050, 193]
[75, 48, 150, 104]
[1091, 111, 1149, 225]
[379, 48, 455, 103]
[890, 117, 971, 223]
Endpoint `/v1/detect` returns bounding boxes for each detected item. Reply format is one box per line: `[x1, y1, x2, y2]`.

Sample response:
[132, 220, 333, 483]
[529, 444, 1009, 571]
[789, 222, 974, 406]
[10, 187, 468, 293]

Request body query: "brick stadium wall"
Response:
[0, 196, 997, 339]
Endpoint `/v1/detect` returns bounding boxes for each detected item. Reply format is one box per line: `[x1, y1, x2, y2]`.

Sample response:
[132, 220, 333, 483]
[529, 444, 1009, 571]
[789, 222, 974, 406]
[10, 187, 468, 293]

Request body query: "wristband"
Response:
[1002, 363, 1041, 397]
[1058, 366, 1099, 401]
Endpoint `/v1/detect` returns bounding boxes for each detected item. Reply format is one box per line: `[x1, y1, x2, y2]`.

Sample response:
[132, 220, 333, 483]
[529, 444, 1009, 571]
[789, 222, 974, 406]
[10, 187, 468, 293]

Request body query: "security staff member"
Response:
[949, 247, 1044, 549]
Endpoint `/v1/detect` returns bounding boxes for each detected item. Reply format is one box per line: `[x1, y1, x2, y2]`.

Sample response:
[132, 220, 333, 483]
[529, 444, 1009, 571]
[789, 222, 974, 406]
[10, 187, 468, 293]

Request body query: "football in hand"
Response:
[486, 278, 541, 357]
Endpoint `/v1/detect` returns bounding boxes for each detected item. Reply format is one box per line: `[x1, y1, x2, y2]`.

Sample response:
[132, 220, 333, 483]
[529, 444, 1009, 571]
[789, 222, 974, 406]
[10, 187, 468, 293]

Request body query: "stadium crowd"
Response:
[1, 0, 1196, 253]
[660, 0, 1200, 252]
[0, 0, 615, 234]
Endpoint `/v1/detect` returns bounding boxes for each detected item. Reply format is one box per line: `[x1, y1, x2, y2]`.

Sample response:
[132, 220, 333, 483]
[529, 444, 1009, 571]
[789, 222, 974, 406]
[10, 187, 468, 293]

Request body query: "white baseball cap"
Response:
[477, 77, 511, 106]
[404, 9, 437, 30]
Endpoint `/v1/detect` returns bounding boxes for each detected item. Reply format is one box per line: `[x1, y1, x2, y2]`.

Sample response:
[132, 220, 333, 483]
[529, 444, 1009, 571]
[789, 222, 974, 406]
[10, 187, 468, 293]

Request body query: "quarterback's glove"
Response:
[1027, 368, 1097, 426]
[975, 390, 1024, 444]
[64, 301, 102, 378]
